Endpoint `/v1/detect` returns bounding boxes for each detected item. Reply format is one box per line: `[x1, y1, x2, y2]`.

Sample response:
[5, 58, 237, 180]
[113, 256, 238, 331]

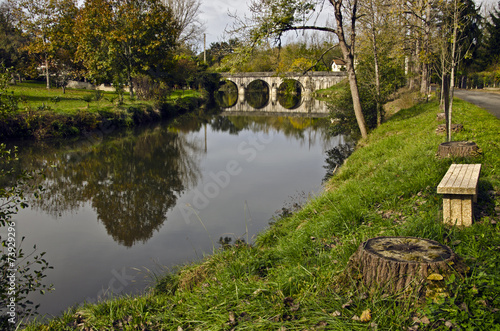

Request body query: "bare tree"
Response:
[162, 0, 205, 49]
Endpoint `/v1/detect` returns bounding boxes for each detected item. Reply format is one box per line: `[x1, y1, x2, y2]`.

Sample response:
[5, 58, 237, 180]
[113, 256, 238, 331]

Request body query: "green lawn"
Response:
[24, 97, 500, 330]
[8, 81, 201, 115]
[1, 81, 204, 139]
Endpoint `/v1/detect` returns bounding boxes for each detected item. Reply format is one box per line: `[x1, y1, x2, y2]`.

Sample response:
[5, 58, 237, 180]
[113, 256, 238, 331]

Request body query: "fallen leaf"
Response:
[360, 309, 371, 322]
[427, 273, 444, 281]
[352, 315, 360, 321]
[342, 300, 352, 308]
[331, 311, 341, 317]
[412, 316, 430, 324]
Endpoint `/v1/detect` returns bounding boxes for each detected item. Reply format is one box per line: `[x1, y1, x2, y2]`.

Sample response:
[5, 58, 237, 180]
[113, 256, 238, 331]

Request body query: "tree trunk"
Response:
[448, 0, 459, 143]
[369, 0, 382, 127]
[333, 0, 368, 139]
[45, 55, 50, 89]
[343, 237, 467, 297]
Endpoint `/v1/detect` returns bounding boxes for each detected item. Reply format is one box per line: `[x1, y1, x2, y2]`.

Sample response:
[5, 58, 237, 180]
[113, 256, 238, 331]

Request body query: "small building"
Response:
[331, 59, 346, 72]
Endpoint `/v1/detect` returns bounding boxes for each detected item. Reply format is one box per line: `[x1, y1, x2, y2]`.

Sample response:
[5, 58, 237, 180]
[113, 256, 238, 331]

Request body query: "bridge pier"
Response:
[271, 84, 278, 104]
[238, 84, 246, 103]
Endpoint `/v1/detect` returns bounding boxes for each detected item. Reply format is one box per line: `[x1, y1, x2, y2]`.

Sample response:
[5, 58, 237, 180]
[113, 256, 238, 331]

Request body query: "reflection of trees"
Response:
[15, 125, 203, 247]
[210, 115, 334, 150]
[323, 138, 356, 183]
[216, 81, 238, 108]
[277, 80, 301, 109]
[245, 80, 269, 109]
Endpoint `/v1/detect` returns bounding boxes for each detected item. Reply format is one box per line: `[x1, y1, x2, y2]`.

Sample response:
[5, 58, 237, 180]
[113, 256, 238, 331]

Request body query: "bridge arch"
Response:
[277, 79, 303, 110]
[245, 79, 270, 109]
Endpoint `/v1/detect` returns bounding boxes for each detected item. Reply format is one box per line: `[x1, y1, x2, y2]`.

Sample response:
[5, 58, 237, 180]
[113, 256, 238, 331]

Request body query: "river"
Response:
[7, 105, 351, 318]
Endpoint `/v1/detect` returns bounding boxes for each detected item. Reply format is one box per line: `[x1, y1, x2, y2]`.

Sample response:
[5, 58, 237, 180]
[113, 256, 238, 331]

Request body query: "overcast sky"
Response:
[198, 0, 249, 46]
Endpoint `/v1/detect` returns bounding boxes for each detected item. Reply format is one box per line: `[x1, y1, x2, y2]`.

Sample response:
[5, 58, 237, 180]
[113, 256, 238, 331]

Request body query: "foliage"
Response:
[0, 66, 18, 116]
[74, 0, 180, 96]
[327, 81, 379, 137]
[0, 80, 203, 139]
[0, 2, 28, 73]
[483, 1, 500, 69]
[0, 144, 52, 329]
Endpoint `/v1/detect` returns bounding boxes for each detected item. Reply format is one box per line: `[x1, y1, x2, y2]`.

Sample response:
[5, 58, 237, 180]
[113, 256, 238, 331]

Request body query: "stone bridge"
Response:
[220, 71, 345, 98]
[219, 71, 346, 115]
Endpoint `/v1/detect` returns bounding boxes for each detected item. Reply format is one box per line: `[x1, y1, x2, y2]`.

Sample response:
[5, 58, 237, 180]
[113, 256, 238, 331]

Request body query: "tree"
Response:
[485, 1, 500, 66]
[49, 0, 80, 93]
[75, 0, 180, 97]
[0, 2, 27, 76]
[8, 0, 61, 89]
[436, 0, 481, 141]
[162, 0, 205, 51]
[228, 0, 368, 139]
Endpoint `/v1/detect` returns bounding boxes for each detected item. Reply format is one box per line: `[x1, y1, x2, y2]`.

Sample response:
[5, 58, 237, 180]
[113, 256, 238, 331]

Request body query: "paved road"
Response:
[454, 89, 500, 119]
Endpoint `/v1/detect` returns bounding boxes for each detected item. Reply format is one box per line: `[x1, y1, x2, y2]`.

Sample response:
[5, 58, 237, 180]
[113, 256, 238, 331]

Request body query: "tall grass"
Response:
[25, 97, 500, 330]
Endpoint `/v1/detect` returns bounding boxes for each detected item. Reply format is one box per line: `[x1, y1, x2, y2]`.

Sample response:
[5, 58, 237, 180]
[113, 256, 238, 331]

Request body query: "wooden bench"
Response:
[437, 164, 481, 226]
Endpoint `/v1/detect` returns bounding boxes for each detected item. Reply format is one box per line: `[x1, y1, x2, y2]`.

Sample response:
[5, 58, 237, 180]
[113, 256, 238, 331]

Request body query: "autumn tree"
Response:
[0, 2, 27, 77]
[228, 0, 368, 138]
[75, 0, 180, 97]
[8, 0, 59, 88]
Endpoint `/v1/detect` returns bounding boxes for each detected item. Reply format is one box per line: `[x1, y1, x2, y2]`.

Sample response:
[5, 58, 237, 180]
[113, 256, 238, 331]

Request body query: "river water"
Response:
[8, 106, 350, 318]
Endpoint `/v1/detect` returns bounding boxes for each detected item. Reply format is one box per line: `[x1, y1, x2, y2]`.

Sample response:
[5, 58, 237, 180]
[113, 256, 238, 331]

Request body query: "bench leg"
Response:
[443, 194, 473, 226]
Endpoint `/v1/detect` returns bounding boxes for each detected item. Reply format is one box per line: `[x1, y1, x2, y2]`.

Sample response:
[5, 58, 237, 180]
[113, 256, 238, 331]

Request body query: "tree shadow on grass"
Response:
[386, 103, 430, 123]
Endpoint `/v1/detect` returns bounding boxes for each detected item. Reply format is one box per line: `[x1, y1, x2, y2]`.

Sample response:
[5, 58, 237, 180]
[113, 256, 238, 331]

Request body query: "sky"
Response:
[198, 0, 250, 46]
[197, 0, 497, 49]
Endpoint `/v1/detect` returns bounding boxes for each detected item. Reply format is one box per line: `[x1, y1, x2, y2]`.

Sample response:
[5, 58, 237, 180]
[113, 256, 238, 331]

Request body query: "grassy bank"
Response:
[26, 98, 499, 330]
[1, 81, 205, 139]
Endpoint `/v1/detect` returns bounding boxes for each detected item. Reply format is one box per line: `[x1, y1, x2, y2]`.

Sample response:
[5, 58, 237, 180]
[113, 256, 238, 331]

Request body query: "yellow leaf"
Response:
[360, 309, 371, 322]
[427, 273, 444, 281]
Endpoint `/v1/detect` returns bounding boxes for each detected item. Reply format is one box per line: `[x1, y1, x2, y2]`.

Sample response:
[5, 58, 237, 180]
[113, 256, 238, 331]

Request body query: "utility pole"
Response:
[204, 33, 207, 63]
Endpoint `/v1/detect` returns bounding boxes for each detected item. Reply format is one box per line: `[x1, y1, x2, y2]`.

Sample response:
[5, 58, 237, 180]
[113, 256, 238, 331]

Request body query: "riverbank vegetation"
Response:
[0, 78, 208, 139]
[23, 96, 500, 330]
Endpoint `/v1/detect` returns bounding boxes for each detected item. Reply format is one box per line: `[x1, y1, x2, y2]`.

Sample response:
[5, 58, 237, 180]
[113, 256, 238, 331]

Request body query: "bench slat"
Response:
[437, 164, 481, 195]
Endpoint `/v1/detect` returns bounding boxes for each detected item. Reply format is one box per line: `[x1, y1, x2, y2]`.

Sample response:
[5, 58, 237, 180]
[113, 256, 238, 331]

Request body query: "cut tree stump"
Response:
[437, 141, 480, 158]
[343, 237, 467, 298]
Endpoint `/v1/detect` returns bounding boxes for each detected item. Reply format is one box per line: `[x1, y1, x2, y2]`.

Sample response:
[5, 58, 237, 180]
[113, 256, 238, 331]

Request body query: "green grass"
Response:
[1, 81, 204, 139]
[9, 81, 201, 115]
[24, 97, 500, 330]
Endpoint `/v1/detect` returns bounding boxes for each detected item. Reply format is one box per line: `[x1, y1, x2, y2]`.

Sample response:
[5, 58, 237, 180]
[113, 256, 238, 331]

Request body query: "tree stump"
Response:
[343, 237, 467, 298]
[437, 141, 481, 158]
[436, 112, 445, 121]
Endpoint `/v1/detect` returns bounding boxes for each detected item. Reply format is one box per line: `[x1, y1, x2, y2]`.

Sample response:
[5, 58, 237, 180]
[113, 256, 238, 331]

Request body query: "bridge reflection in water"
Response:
[221, 97, 330, 118]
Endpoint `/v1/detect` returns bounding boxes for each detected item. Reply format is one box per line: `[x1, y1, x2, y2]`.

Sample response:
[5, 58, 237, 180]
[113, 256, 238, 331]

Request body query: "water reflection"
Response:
[245, 80, 270, 109]
[10, 113, 335, 248]
[13, 124, 204, 247]
[277, 79, 302, 109]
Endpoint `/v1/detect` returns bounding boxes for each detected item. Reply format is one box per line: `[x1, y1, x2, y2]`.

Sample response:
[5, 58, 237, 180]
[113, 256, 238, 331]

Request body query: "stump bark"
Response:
[437, 141, 480, 158]
[344, 237, 467, 298]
